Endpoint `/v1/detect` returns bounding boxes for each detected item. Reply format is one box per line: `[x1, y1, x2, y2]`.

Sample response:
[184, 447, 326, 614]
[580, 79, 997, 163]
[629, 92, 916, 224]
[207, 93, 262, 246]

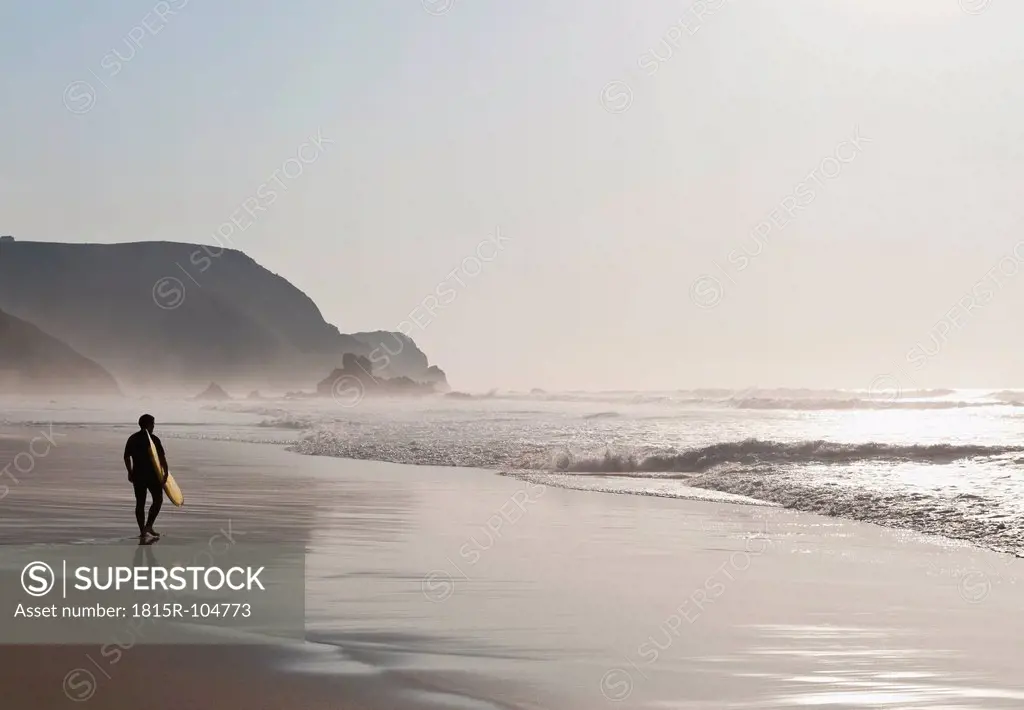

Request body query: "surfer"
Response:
[123, 414, 167, 542]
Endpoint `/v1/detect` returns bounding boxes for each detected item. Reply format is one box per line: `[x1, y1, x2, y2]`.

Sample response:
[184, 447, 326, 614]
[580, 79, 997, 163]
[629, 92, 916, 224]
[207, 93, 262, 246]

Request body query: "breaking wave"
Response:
[257, 416, 316, 430]
[434, 389, 1019, 410]
[549, 439, 1024, 474]
[985, 390, 1024, 404]
[729, 398, 1024, 411]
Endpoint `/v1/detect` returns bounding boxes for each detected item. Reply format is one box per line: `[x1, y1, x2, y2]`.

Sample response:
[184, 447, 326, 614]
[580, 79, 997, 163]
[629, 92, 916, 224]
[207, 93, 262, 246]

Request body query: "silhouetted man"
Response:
[123, 414, 167, 542]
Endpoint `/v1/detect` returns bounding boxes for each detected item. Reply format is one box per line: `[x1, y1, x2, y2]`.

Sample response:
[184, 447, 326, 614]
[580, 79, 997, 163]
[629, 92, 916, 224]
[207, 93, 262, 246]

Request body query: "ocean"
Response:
[6, 388, 1023, 557]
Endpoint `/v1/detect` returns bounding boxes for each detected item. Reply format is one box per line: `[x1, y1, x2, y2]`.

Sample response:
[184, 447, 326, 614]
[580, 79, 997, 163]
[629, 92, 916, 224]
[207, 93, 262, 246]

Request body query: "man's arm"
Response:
[124, 438, 133, 482]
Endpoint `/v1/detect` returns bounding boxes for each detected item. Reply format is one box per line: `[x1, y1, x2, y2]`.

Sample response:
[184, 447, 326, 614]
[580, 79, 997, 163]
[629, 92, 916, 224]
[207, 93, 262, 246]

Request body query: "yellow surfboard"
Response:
[146, 431, 183, 507]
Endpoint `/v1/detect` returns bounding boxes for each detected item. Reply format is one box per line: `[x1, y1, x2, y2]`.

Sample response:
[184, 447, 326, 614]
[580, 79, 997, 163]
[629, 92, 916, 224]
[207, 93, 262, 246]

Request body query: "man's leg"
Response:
[134, 480, 148, 535]
[145, 481, 163, 534]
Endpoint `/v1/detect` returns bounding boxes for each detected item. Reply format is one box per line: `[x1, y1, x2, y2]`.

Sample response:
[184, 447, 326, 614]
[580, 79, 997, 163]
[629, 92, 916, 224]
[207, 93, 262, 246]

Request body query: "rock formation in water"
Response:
[315, 353, 436, 399]
[0, 308, 121, 395]
[347, 331, 450, 390]
[194, 382, 231, 401]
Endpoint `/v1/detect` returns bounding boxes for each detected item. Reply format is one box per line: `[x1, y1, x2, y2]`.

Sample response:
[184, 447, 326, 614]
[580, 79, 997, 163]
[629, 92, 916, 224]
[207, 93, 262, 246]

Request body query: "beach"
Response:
[9, 0, 1024, 705]
[2, 418, 1024, 709]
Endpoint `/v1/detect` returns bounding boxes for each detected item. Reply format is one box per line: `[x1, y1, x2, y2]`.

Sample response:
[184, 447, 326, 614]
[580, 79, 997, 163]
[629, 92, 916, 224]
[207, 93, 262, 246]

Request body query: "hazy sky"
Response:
[3, 0, 1024, 391]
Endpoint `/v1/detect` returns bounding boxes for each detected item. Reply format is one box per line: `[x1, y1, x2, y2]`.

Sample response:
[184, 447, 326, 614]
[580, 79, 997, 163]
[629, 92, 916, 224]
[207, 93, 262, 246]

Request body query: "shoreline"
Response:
[2, 429, 1024, 708]
[6, 419, 1022, 564]
[289, 434, 1024, 560]
[5, 395, 1024, 560]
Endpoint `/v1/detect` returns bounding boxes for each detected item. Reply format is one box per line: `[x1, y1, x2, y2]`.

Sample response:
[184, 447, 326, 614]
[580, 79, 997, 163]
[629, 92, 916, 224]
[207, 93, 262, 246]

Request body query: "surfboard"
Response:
[145, 431, 183, 507]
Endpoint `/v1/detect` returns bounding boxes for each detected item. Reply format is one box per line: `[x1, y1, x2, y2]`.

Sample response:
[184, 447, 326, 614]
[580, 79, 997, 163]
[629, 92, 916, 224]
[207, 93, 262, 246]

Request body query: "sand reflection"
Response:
[744, 624, 1024, 708]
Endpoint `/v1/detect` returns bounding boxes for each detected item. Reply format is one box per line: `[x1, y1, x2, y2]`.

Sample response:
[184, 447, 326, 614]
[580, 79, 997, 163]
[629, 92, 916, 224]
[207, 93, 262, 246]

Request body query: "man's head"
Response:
[138, 414, 155, 433]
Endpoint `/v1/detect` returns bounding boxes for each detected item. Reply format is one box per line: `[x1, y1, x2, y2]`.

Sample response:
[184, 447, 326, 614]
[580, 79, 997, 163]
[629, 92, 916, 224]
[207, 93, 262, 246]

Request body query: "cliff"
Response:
[0, 308, 121, 394]
[0, 240, 448, 391]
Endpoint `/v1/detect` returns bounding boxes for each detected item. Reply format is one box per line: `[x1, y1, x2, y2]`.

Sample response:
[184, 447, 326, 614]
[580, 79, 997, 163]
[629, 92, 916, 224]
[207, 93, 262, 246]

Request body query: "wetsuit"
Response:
[124, 430, 167, 533]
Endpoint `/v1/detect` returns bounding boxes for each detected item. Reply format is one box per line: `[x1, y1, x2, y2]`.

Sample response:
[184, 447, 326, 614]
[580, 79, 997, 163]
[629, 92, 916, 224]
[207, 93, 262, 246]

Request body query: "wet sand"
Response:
[2, 427, 1024, 708]
[4, 644, 416, 709]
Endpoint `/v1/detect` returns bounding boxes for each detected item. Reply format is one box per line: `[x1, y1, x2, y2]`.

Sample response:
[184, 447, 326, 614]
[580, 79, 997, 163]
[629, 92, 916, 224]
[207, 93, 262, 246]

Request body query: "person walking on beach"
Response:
[123, 414, 167, 542]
